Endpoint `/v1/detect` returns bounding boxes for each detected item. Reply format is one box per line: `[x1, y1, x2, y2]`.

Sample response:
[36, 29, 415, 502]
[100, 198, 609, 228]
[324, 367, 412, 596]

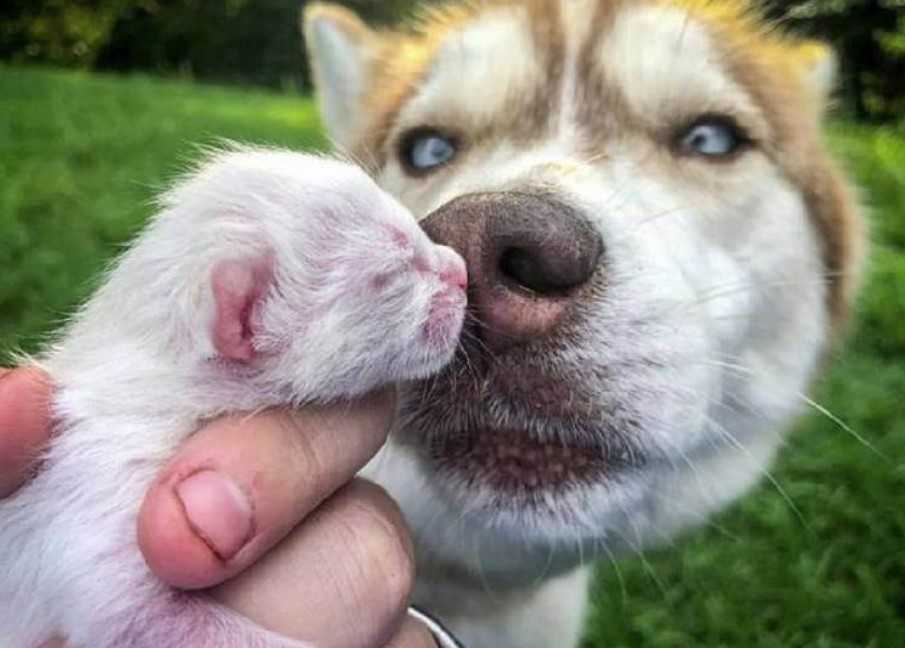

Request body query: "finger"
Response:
[138, 389, 396, 590]
[214, 479, 416, 648]
[383, 617, 439, 648]
[0, 367, 53, 498]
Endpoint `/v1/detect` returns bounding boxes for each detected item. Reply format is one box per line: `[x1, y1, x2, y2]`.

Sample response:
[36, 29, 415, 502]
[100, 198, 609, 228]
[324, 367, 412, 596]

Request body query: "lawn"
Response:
[2, 66, 904, 647]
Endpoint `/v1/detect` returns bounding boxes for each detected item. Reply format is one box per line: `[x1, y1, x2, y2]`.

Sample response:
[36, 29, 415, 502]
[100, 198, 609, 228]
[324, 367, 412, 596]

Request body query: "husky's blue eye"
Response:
[402, 130, 457, 172]
[678, 117, 747, 158]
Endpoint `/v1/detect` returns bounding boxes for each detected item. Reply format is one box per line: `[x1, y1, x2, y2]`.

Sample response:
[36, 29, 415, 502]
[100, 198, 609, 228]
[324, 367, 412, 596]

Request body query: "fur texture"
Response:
[0, 149, 466, 647]
[304, 1, 866, 646]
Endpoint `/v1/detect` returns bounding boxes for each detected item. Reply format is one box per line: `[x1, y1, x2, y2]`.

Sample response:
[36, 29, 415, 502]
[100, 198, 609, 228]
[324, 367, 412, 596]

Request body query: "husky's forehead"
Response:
[590, 6, 768, 138]
[351, 0, 861, 328]
[400, 8, 552, 140]
[404, 1, 771, 148]
[367, 0, 820, 148]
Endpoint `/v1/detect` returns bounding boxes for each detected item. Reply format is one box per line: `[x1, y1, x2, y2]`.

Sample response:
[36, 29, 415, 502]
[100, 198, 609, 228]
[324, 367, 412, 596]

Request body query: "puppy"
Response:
[0, 149, 467, 647]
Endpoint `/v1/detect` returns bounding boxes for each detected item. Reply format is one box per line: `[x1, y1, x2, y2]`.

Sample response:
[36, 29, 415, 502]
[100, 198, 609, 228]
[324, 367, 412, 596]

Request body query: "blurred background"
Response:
[1, 1, 904, 647]
[1, 0, 904, 120]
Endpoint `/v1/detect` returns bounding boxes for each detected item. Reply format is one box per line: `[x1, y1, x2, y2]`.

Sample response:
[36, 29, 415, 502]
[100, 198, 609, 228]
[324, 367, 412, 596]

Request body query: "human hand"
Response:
[0, 367, 438, 648]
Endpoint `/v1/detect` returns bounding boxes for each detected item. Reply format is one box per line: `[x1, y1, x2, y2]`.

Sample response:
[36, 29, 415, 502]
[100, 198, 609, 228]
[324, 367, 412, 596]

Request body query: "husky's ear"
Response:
[303, 3, 380, 148]
[796, 41, 839, 114]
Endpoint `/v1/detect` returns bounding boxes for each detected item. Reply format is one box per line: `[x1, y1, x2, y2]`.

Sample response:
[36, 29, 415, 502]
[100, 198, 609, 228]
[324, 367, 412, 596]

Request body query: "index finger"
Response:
[138, 388, 397, 590]
[0, 367, 53, 498]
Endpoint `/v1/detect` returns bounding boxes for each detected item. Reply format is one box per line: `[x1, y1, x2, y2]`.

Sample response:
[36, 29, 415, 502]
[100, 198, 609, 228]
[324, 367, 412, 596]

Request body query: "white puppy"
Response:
[0, 149, 466, 648]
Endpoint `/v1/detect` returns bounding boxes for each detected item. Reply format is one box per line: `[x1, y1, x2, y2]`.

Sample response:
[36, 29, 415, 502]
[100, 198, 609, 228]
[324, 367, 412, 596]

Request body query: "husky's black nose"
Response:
[421, 192, 603, 352]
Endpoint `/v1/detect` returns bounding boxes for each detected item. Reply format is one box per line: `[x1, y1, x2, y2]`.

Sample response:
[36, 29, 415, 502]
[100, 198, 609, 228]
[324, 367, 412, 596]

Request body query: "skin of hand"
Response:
[0, 367, 436, 648]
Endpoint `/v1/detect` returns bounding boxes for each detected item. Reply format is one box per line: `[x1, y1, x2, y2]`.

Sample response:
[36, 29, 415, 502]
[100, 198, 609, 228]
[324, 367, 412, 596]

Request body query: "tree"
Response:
[765, 0, 905, 121]
[0, 0, 140, 67]
[93, 0, 424, 90]
[95, 0, 308, 90]
[3, 0, 903, 120]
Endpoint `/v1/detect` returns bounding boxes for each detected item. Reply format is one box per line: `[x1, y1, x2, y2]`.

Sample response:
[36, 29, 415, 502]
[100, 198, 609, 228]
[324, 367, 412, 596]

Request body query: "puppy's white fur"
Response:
[0, 150, 466, 647]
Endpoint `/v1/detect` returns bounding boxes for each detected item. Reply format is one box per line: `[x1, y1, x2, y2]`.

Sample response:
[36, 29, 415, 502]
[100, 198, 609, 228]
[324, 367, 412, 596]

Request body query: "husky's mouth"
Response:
[400, 349, 649, 497]
[426, 426, 644, 493]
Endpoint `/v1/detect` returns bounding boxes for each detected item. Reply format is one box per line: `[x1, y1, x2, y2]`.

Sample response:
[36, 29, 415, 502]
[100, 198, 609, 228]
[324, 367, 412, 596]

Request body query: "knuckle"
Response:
[337, 480, 416, 615]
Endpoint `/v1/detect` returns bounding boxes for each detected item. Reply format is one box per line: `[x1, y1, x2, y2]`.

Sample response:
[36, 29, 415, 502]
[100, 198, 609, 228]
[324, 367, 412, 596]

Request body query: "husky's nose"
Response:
[421, 192, 603, 352]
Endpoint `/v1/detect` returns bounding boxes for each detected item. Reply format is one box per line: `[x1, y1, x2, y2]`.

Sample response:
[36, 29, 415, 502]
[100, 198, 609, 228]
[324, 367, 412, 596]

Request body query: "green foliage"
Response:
[1, 67, 904, 645]
[95, 0, 311, 91]
[828, 123, 905, 357]
[878, 13, 905, 57]
[3, 1, 903, 119]
[0, 0, 424, 91]
[0, 0, 135, 66]
[766, 0, 905, 121]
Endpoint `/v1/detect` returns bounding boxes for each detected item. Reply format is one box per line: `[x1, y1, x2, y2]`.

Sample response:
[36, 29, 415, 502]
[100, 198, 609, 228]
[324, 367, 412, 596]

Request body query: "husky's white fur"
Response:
[304, 1, 864, 646]
[0, 150, 466, 647]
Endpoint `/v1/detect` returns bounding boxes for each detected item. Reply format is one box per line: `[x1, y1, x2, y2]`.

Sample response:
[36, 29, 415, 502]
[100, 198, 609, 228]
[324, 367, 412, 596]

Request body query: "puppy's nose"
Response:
[434, 245, 468, 292]
[421, 192, 603, 351]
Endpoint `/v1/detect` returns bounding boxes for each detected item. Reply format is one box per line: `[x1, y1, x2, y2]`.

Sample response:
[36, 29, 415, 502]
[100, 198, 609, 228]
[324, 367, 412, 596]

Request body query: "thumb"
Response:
[0, 367, 54, 498]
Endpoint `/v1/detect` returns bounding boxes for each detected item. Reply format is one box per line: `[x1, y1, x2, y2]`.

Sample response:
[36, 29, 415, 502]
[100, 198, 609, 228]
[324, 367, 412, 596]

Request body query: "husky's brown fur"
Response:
[306, 0, 864, 328]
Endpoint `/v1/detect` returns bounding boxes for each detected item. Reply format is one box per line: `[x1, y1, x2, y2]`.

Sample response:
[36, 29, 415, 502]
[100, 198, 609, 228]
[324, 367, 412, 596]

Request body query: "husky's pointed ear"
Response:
[303, 3, 380, 148]
[796, 41, 839, 114]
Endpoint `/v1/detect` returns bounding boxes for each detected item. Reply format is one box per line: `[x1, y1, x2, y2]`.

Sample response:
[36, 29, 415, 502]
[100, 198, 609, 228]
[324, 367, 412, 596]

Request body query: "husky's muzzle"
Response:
[422, 191, 603, 352]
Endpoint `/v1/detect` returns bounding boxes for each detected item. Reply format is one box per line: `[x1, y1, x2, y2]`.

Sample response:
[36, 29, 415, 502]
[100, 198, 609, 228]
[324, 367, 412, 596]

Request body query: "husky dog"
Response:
[303, 1, 865, 646]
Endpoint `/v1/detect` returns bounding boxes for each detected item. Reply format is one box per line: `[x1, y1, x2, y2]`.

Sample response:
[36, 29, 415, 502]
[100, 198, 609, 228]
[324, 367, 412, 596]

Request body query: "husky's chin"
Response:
[400, 360, 644, 499]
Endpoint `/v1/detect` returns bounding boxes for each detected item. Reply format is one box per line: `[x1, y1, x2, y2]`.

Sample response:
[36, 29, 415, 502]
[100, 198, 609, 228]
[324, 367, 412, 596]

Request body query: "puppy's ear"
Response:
[303, 3, 381, 148]
[210, 257, 273, 362]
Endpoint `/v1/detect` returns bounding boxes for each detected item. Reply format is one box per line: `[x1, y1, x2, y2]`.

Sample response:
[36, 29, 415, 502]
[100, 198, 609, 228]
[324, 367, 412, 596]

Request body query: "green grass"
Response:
[0, 65, 327, 349]
[2, 66, 904, 647]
